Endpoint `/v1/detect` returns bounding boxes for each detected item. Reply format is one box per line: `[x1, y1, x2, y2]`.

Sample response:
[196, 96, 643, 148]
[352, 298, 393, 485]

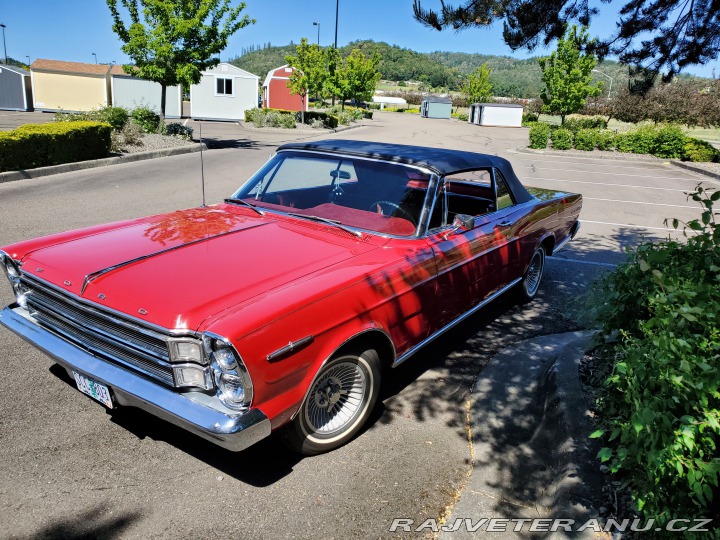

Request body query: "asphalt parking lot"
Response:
[0, 112, 714, 539]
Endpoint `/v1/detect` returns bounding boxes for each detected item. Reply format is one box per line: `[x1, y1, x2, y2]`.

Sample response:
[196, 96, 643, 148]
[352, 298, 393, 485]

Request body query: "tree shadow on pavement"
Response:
[19, 503, 141, 540]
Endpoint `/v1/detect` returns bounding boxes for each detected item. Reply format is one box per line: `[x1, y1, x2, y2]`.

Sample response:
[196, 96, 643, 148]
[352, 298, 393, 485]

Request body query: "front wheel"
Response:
[282, 347, 381, 455]
[516, 246, 545, 303]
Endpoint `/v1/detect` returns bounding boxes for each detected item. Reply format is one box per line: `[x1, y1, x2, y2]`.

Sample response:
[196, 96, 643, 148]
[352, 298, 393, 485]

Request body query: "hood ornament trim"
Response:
[80, 222, 270, 294]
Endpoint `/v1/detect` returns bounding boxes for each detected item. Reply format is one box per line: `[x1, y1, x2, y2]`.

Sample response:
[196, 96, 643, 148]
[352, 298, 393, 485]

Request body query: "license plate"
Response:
[72, 371, 113, 409]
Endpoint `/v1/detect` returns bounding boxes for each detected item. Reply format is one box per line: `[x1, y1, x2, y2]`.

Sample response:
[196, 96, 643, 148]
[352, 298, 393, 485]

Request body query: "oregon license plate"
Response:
[72, 371, 113, 408]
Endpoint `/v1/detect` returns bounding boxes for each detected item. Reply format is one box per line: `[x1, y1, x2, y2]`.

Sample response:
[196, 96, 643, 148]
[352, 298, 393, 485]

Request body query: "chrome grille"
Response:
[20, 273, 175, 386]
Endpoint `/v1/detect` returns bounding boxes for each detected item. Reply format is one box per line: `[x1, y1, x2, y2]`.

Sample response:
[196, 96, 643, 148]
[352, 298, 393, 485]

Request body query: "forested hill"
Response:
[228, 40, 635, 98]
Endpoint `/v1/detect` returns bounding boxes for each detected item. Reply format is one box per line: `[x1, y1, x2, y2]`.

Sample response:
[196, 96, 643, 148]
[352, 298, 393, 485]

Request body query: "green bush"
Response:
[614, 132, 634, 153]
[589, 186, 720, 532]
[0, 121, 112, 171]
[131, 106, 161, 133]
[54, 105, 129, 131]
[683, 138, 720, 162]
[653, 125, 686, 159]
[522, 112, 539, 125]
[573, 128, 596, 151]
[550, 128, 573, 150]
[593, 129, 616, 151]
[564, 116, 608, 131]
[528, 123, 550, 149]
[165, 123, 193, 140]
[337, 111, 353, 125]
[453, 113, 469, 122]
[623, 124, 657, 154]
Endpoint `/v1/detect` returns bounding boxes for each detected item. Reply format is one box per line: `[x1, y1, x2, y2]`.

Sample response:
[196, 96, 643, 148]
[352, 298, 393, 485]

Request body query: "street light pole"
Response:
[591, 68, 614, 98]
[313, 21, 320, 45]
[26, 55, 30, 66]
[92, 52, 98, 64]
[0, 24, 7, 65]
[334, 0, 339, 48]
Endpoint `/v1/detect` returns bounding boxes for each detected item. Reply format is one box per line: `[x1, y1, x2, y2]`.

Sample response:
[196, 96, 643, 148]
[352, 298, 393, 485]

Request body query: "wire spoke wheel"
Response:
[518, 246, 545, 302]
[284, 347, 381, 455]
[305, 362, 367, 435]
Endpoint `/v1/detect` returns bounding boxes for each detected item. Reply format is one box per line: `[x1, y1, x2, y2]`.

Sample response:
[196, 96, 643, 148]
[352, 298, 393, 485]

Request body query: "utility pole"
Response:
[313, 21, 320, 45]
[332, 0, 339, 106]
[0, 24, 7, 65]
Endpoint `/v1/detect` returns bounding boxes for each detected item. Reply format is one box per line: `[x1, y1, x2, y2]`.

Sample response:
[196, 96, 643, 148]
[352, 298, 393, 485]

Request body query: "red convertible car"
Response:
[0, 140, 581, 455]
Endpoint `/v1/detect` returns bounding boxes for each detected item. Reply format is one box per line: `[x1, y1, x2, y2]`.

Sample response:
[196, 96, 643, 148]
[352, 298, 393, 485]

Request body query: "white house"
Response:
[190, 63, 259, 121]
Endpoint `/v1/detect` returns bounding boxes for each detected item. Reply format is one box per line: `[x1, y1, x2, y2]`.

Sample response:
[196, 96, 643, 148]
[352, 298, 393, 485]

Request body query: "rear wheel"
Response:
[282, 347, 381, 455]
[516, 246, 545, 303]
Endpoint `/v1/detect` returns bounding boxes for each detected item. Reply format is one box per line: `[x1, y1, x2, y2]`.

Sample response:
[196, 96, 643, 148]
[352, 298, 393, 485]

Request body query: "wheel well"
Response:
[333, 330, 396, 369]
[540, 235, 555, 256]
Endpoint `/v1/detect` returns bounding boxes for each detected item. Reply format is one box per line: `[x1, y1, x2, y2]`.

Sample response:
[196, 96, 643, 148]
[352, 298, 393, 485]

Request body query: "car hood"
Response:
[19, 205, 381, 331]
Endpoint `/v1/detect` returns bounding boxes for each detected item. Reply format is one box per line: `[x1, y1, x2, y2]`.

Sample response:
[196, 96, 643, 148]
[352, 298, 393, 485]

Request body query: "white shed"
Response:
[0, 65, 33, 111]
[190, 63, 259, 121]
[469, 103, 523, 127]
[372, 95, 407, 110]
[110, 65, 181, 118]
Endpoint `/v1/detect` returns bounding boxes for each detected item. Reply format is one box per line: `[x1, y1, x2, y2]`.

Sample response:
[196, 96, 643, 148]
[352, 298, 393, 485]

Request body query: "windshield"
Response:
[230, 151, 433, 237]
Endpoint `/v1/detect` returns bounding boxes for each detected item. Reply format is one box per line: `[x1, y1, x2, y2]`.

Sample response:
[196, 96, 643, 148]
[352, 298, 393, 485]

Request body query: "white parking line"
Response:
[518, 158, 671, 172]
[583, 220, 678, 231]
[532, 166, 692, 180]
[585, 197, 696, 209]
[529, 177, 691, 192]
[548, 256, 617, 268]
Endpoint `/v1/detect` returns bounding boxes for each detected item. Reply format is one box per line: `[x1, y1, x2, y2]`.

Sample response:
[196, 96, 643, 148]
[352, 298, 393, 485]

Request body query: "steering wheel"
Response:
[369, 201, 417, 226]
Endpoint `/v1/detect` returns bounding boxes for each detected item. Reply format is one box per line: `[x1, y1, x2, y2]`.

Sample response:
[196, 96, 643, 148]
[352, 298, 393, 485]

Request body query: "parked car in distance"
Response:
[0, 140, 581, 455]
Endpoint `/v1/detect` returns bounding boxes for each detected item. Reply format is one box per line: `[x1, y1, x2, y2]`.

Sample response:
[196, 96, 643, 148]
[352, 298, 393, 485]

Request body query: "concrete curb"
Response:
[671, 161, 720, 182]
[441, 330, 602, 539]
[236, 122, 366, 135]
[0, 143, 206, 184]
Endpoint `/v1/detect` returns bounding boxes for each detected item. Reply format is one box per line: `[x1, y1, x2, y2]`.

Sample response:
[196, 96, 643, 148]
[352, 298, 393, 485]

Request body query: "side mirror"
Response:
[453, 214, 475, 231]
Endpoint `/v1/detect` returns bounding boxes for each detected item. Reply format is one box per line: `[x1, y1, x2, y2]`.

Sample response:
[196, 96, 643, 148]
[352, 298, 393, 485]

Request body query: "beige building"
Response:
[31, 59, 111, 112]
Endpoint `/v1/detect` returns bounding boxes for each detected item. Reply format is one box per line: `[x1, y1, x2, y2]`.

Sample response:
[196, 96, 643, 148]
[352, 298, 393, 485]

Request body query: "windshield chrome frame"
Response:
[231, 149, 441, 240]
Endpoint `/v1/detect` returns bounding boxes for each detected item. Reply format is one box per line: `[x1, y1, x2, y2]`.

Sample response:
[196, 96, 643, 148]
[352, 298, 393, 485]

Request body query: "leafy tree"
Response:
[538, 26, 603, 124]
[107, 0, 253, 130]
[323, 46, 343, 105]
[285, 38, 327, 123]
[413, 0, 720, 83]
[341, 49, 382, 108]
[462, 63, 493, 103]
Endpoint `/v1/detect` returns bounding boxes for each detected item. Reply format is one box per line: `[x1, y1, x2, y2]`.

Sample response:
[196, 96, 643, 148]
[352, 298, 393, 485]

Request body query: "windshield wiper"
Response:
[224, 198, 265, 216]
[286, 213, 362, 238]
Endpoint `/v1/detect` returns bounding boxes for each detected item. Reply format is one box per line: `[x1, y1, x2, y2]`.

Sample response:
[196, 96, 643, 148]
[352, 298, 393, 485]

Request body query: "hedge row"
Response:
[528, 122, 720, 162]
[244, 108, 351, 129]
[0, 122, 112, 172]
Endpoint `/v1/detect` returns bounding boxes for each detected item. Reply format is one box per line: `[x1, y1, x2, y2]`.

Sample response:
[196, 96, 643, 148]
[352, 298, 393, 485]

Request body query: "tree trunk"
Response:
[560, 113, 565, 125]
[300, 95, 305, 125]
[159, 84, 167, 133]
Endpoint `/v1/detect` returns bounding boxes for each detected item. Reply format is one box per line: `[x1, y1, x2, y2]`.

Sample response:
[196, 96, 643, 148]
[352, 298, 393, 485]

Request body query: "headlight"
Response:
[203, 332, 253, 410]
[0, 250, 26, 303]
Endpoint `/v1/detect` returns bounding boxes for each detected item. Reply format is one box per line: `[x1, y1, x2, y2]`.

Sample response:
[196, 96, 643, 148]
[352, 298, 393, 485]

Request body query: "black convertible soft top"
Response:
[277, 139, 533, 204]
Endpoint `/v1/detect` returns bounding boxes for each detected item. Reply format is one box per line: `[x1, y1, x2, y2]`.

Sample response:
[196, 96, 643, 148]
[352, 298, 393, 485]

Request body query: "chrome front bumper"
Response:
[0, 305, 271, 452]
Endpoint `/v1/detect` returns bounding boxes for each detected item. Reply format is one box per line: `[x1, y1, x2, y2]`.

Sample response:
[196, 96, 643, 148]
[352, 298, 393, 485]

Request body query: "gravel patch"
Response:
[119, 134, 194, 155]
[678, 161, 720, 175]
[520, 147, 667, 162]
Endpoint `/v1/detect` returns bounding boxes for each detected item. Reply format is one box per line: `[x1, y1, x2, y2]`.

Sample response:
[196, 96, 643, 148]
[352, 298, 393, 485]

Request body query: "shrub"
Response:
[550, 128, 573, 150]
[589, 186, 720, 531]
[573, 128, 596, 151]
[564, 116, 608, 131]
[131, 106, 161, 133]
[594, 130, 616, 151]
[623, 124, 657, 154]
[683, 138, 720, 162]
[337, 111, 353, 125]
[453, 113, 469, 122]
[528, 123, 550, 149]
[652, 125, 686, 159]
[243, 108, 297, 129]
[54, 105, 129, 131]
[522, 112, 539, 125]
[165, 123, 194, 140]
[614, 132, 634, 153]
[0, 121, 112, 171]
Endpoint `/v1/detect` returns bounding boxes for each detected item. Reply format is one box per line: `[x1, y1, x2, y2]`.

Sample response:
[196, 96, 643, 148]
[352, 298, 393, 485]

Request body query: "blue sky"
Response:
[1, 0, 717, 77]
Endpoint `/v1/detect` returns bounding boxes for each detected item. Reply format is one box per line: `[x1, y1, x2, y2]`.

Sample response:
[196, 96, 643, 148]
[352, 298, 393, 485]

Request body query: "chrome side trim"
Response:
[392, 278, 522, 368]
[81, 222, 270, 294]
[0, 305, 270, 452]
[267, 335, 314, 362]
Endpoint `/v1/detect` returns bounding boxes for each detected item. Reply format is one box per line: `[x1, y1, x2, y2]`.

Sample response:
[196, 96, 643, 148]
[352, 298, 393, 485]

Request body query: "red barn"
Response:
[262, 65, 307, 111]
